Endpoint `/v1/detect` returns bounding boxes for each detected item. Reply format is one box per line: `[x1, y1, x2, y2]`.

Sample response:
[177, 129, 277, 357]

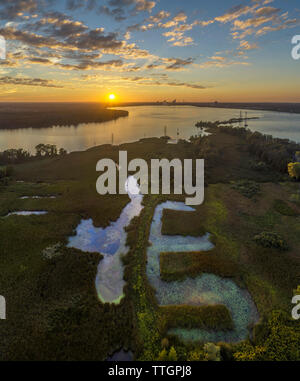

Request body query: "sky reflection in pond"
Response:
[67, 176, 143, 304]
[146, 201, 259, 343]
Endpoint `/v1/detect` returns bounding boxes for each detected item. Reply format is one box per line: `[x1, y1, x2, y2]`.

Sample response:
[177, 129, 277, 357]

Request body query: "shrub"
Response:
[288, 162, 300, 180]
[293, 285, 300, 296]
[231, 180, 260, 198]
[253, 231, 288, 251]
[187, 350, 204, 361]
[234, 310, 300, 361]
[273, 199, 298, 216]
[168, 347, 178, 361]
[204, 343, 221, 361]
[161, 338, 169, 349]
[157, 349, 168, 361]
[250, 161, 268, 171]
[161, 305, 234, 331]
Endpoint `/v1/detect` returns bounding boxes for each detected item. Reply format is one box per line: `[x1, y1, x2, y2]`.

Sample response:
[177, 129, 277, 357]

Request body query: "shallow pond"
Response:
[4, 211, 48, 217]
[67, 177, 143, 304]
[106, 349, 134, 361]
[19, 196, 57, 199]
[146, 201, 259, 343]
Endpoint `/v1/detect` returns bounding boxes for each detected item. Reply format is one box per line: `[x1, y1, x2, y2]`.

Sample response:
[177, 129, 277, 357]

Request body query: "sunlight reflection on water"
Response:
[1, 106, 300, 153]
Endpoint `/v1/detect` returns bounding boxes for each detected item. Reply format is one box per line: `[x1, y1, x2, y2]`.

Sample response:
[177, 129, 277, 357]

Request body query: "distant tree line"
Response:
[0, 144, 67, 165]
[216, 125, 300, 173]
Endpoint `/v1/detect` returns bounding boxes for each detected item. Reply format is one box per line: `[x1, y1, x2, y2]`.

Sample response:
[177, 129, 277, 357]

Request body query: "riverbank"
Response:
[0, 103, 128, 130]
[116, 102, 300, 114]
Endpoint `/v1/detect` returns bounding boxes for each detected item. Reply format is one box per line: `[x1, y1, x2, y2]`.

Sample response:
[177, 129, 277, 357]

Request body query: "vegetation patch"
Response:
[161, 209, 207, 237]
[161, 305, 234, 331]
[233, 310, 300, 361]
[273, 199, 298, 216]
[160, 250, 238, 282]
[231, 180, 261, 199]
[253, 231, 289, 251]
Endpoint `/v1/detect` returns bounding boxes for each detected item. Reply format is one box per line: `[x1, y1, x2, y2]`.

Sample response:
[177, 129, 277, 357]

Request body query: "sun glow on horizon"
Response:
[108, 94, 116, 101]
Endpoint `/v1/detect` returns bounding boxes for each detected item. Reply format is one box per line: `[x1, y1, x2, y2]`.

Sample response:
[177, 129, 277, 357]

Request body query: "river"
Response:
[1, 106, 300, 153]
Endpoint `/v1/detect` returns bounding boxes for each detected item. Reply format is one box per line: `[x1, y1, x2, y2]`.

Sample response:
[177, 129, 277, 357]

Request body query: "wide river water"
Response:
[1, 106, 300, 153]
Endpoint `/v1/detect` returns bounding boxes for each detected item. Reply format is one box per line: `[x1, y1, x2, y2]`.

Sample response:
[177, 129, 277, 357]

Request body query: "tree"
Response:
[187, 350, 203, 361]
[35, 144, 58, 157]
[168, 347, 178, 361]
[288, 162, 300, 180]
[204, 343, 221, 361]
[59, 148, 67, 156]
[35, 144, 45, 157]
[161, 338, 169, 349]
[157, 349, 168, 361]
[294, 285, 300, 296]
[234, 310, 300, 361]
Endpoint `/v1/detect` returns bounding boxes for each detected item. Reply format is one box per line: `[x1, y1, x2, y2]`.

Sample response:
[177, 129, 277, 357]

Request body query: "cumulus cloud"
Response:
[32, 12, 89, 37]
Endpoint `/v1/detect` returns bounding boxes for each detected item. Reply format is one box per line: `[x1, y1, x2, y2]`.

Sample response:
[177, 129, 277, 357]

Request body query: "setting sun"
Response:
[108, 94, 116, 101]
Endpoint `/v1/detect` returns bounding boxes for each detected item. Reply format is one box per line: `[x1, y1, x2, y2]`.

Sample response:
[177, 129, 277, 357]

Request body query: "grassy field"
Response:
[0, 126, 299, 360]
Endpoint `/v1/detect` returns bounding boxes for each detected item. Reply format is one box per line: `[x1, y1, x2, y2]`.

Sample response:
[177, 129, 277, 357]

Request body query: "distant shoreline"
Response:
[0, 101, 300, 131]
[115, 102, 300, 114]
[0, 103, 128, 130]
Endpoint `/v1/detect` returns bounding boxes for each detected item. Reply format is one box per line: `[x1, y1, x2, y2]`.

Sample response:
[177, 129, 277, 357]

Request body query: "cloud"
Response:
[238, 40, 258, 50]
[121, 75, 207, 90]
[195, 0, 300, 50]
[99, 5, 127, 21]
[145, 57, 194, 71]
[163, 57, 194, 70]
[99, 0, 156, 21]
[199, 59, 250, 68]
[33, 12, 89, 37]
[0, 27, 64, 49]
[255, 6, 280, 17]
[0, 24, 124, 52]
[54, 59, 125, 70]
[148, 10, 170, 23]
[134, 0, 155, 13]
[66, 28, 123, 50]
[0, 0, 38, 19]
[0, 75, 63, 87]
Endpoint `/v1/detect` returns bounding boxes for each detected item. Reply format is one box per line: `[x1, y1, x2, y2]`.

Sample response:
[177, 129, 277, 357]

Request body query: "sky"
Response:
[0, 0, 299, 102]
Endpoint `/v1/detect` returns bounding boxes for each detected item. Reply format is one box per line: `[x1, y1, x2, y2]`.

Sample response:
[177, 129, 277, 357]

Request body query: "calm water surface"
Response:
[1, 106, 300, 153]
[146, 201, 259, 343]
